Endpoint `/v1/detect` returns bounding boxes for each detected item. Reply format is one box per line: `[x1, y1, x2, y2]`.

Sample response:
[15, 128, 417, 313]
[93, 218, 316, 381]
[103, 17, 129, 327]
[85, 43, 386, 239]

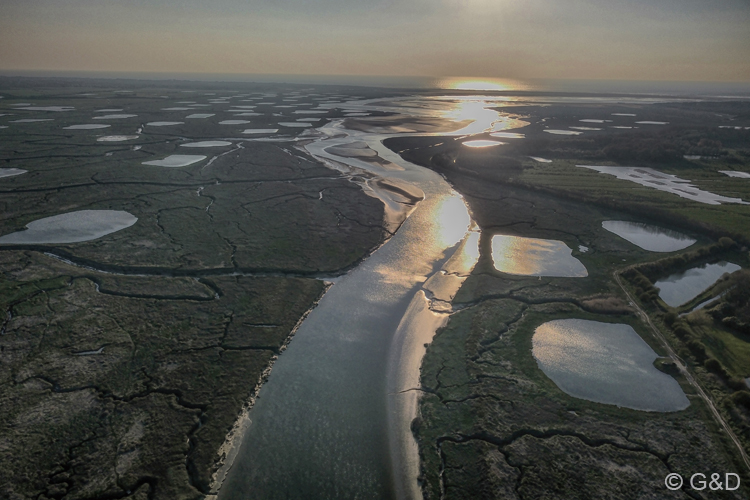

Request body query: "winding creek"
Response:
[215, 100, 503, 499]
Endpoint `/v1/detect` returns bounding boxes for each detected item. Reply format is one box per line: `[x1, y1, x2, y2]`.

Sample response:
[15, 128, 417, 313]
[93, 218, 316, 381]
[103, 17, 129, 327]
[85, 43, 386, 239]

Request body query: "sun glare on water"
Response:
[440, 77, 530, 92]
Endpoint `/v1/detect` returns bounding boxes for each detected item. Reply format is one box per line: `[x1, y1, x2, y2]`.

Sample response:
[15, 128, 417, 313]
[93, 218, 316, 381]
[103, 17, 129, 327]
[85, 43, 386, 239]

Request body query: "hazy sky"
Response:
[1, 0, 748, 82]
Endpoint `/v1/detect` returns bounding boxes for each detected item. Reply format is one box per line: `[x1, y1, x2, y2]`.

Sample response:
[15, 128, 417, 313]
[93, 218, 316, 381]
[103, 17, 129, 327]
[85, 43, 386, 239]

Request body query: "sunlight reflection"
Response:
[434, 98, 528, 135]
[463, 140, 505, 148]
[434, 194, 471, 248]
[454, 230, 480, 274]
[491, 235, 587, 277]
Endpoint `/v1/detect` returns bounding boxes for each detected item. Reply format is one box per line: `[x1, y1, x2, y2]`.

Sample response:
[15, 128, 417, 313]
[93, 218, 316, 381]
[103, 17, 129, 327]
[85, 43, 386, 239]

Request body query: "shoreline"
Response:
[207, 281, 332, 498]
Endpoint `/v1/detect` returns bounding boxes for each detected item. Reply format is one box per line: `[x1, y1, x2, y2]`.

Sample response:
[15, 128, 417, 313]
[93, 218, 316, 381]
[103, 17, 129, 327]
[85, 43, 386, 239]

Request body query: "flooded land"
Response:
[1, 77, 750, 500]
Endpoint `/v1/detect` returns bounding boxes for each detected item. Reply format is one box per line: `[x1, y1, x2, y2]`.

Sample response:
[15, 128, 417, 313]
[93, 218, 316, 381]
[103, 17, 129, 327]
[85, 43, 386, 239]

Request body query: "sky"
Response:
[1, 0, 749, 83]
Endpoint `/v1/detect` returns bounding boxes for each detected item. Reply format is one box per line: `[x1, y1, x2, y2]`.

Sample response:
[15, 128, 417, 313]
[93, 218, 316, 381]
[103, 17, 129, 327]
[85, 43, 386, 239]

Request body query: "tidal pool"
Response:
[219, 120, 251, 125]
[0, 168, 27, 178]
[636, 121, 669, 125]
[579, 119, 611, 123]
[142, 155, 207, 167]
[180, 141, 232, 148]
[602, 220, 696, 252]
[491, 235, 587, 277]
[532, 319, 689, 411]
[462, 140, 504, 148]
[0, 210, 137, 244]
[578, 165, 749, 205]
[655, 261, 741, 307]
[529, 156, 552, 163]
[612, 113, 636, 116]
[279, 122, 312, 127]
[10, 119, 54, 123]
[64, 124, 110, 130]
[186, 113, 215, 118]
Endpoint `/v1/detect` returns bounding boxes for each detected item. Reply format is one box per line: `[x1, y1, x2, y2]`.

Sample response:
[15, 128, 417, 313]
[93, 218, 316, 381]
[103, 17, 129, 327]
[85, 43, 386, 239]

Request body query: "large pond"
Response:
[602, 220, 696, 252]
[0, 210, 137, 244]
[655, 261, 742, 307]
[491, 235, 587, 277]
[533, 319, 689, 411]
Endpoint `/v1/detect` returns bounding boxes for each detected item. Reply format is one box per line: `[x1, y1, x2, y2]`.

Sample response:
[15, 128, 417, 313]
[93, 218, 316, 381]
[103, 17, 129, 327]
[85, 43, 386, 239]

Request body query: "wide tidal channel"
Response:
[218, 98, 495, 499]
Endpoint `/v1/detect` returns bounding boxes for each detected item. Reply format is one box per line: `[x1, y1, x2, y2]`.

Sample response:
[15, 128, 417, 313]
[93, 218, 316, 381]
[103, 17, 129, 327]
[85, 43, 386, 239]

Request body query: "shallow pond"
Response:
[92, 114, 137, 119]
[146, 121, 183, 127]
[64, 124, 110, 130]
[533, 319, 689, 411]
[491, 235, 587, 277]
[242, 128, 279, 134]
[578, 165, 748, 205]
[142, 155, 207, 167]
[602, 220, 696, 252]
[180, 141, 232, 148]
[97, 135, 139, 142]
[721, 171, 750, 179]
[0, 210, 137, 244]
[655, 261, 741, 307]
[544, 129, 581, 135]
[0, 168, 27, 178]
